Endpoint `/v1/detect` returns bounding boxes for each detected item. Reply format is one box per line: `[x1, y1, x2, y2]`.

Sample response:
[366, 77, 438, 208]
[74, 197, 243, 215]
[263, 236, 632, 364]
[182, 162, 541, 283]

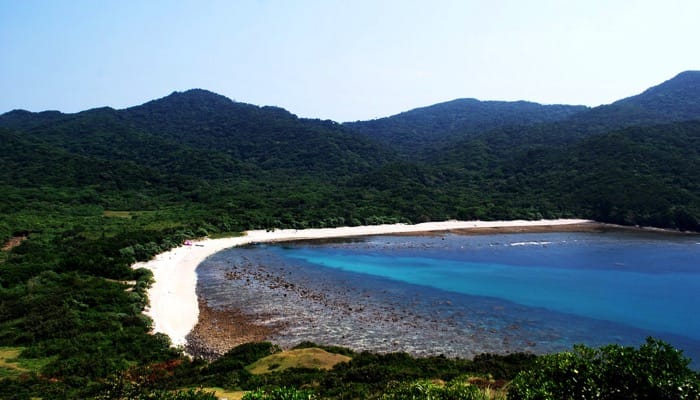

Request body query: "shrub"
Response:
[381, 379, 489, 400]
[509, 337, 700, 399]
[242, 387, 316, 400]
[96, 372, 217, 400]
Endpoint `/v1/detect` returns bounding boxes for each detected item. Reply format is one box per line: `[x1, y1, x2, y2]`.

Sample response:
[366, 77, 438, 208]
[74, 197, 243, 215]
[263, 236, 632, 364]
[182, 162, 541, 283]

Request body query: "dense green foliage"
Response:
[344, 99, 586, 156]
[0, 72, 699, 397]
[380, 379, 495, 400]
[509, 338, 700, 399]
[92, 342, 532, 399]
[346, 71, 700, 158]
[243, 387, 317, 400]
[2, 73, 700, 231]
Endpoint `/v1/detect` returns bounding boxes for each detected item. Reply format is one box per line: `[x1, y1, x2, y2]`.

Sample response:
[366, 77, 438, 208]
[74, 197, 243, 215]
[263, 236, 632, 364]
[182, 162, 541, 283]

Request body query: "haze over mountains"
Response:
[1, 71, 699, 231]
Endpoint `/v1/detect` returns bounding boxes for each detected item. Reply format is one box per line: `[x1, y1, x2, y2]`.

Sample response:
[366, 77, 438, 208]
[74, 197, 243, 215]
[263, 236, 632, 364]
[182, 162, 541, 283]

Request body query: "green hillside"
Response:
[344, 98, 587, 157]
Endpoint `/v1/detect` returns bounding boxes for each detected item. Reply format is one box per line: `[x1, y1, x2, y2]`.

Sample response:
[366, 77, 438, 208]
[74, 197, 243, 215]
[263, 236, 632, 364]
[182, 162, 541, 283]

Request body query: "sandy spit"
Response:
[132, 219, 591, 347]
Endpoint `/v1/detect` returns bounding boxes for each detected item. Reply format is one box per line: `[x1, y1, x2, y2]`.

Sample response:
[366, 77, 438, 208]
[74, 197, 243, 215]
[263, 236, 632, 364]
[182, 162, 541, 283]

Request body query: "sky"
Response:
[1, 0, 699, 122]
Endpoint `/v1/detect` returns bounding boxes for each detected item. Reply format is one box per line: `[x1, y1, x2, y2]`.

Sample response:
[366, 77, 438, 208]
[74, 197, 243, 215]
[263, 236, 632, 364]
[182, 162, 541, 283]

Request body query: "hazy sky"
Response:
[2, 0, 699, 122]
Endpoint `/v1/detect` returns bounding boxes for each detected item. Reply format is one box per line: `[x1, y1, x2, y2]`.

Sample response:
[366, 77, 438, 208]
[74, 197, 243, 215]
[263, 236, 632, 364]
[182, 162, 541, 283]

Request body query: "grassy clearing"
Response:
[247, 348, 351, 375]
[0, 347, 53, 379]
[200, 387, 247, 400]
[0, 347, 27, 377]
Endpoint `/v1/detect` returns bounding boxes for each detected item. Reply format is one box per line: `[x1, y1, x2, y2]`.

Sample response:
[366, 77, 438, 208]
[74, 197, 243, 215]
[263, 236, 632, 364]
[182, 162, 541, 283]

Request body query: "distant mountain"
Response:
[120, 89, 392, 176]
[344, 99, 588, 156]
[565, 70, 700, 129]
[1, 72, 699, 230]
[435, 70, 700, 167]
[0, 109, 66, 132]
[613, 70, 700, 116]
[352, 71, 700, 161]
[0, 90, 393, 184]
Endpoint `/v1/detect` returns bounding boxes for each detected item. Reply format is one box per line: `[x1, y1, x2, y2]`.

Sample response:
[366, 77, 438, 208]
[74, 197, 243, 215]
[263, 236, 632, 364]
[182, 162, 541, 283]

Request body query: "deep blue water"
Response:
[200, 231, 700, 364]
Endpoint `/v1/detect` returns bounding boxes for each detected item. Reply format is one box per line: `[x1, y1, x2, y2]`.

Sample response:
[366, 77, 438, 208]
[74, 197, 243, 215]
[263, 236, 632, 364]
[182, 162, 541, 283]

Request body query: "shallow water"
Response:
[197, 231, 700, 365]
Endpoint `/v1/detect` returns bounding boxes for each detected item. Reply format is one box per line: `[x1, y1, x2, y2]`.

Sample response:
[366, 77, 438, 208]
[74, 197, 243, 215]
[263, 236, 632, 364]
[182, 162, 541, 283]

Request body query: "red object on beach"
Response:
[184, 240, 193, 246]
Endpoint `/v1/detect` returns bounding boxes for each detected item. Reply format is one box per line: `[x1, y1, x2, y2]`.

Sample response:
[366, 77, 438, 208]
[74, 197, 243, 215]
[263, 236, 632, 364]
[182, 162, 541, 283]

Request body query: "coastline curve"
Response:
[132, 219, 592, 348]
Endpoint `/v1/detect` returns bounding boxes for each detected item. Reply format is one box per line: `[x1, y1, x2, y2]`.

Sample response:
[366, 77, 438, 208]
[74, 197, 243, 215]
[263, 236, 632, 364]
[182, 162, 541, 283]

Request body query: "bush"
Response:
[381, 379, 489, 400]
[509, 337, 700, 399]
[242, 387, 316, 400]
[96, 369, 218, 400]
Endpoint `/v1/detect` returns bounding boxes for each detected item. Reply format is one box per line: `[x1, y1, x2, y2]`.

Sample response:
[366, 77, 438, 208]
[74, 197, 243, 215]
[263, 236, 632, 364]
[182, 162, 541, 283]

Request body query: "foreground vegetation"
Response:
[3, 201, 695, 398]
[5, 339, 692, 399]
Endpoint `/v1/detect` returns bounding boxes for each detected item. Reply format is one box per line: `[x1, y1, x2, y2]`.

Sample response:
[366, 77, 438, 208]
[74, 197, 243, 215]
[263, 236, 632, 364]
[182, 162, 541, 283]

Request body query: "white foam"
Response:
[509, 241, 553, 246]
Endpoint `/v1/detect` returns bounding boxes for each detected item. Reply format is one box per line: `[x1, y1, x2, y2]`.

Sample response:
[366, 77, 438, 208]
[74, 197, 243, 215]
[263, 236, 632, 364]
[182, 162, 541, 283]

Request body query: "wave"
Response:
[508, 241, 553, 247]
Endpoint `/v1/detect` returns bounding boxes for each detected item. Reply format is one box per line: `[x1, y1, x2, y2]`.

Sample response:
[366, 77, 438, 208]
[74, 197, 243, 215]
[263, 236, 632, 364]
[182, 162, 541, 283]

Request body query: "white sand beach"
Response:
[132, 219, 591, 347]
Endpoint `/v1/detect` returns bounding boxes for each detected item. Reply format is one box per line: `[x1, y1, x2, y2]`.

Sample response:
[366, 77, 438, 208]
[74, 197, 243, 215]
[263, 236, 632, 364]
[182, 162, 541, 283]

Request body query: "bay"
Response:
[197, 231, 700, 365]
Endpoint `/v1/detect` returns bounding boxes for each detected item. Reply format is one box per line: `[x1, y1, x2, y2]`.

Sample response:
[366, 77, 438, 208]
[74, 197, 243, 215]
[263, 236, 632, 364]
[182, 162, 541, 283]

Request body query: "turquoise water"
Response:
[200, 231, 700, 364]
[282, 233, 700, 339]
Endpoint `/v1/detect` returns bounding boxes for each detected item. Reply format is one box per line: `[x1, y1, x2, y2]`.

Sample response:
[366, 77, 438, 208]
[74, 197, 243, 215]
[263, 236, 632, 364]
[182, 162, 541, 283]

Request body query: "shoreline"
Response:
[132, 218, 594, 348]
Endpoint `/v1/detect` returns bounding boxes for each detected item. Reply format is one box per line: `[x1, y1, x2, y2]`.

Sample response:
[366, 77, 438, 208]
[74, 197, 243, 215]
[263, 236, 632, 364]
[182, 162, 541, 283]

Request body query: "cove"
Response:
[281, 232, 700, 339]
[198, 230, 700, 365]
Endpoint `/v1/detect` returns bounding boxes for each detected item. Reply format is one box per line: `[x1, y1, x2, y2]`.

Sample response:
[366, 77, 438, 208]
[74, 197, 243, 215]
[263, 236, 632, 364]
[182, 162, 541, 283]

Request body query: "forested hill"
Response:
[120, 89, 392, 175]
[343, 99, 588, 156]
[344, 70, 700, 160]
[0, 90, 393, 181]
[1, 72, 700, 231]
[432, 71, 700, 164]
[609, 70, 700, 118]
[561, 70, 700, 132]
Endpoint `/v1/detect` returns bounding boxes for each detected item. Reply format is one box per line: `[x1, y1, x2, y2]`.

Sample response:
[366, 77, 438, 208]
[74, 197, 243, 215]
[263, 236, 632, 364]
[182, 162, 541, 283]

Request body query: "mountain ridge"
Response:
[1, 70, 698, 230]
[566, 70, 700, 122]
[0, 70, 700, 124]
[343, 99, 588, 156]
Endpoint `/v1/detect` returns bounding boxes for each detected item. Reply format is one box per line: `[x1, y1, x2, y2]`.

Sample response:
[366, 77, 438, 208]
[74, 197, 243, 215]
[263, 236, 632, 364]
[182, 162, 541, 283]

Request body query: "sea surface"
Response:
[197, 231, 700, 365]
